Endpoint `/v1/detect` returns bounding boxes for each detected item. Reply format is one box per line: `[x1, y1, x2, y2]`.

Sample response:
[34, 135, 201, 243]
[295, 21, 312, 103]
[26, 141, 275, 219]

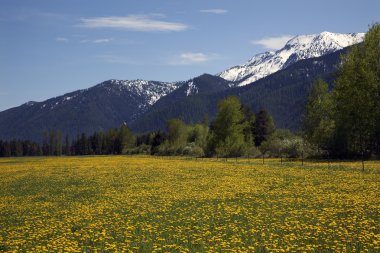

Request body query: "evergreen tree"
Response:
[49, 131, 55, 156]
[106, 128, 118, 154]
[79, 133, 89, 155]
[254, 110, 276, 146]
[151, 131, 167, 154]
[0, 141, 12, 157]
[10, 140, 23, 157]
[64, 135, 71, 156]
[42, 131, 50, 155]
[55, 131, 63, 156]
[91, 132, 103, 155]
[3, 141, 11, 157]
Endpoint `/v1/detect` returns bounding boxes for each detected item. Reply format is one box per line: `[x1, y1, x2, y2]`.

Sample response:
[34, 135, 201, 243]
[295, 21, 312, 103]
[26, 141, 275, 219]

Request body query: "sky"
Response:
[0, 0, 379, 111]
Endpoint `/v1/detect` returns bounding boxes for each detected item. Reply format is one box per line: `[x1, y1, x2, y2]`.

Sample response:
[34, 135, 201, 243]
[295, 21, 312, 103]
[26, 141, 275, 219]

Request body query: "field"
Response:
[0, 156, 379, 252]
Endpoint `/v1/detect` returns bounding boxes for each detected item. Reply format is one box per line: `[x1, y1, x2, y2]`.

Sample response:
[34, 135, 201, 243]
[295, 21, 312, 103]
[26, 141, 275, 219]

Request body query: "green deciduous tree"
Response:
[167, 119, 189, 149]
[241, 104, 255, 147]
[303, 24, 380, 157]
[189, 123, 209, 150]
[158, 119, 189, 155]
[208, 96, 247, 157]
[116, 124, 135, 154]
[303, 78, 335, 151]
[261, 129, 314, 158]
[333, 24, 380, 156]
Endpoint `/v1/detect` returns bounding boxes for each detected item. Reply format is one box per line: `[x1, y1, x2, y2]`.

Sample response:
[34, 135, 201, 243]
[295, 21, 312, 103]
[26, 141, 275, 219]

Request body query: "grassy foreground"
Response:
[0, 156, 379, 252]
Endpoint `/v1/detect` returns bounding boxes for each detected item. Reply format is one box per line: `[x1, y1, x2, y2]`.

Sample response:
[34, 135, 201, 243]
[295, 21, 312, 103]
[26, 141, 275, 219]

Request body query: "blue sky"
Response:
[0, 0, 379, 111]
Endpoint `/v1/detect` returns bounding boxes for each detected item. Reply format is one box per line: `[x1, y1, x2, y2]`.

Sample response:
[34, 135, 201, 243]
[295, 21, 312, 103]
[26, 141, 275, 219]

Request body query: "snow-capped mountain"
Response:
[99, 79, 181, 107]
[0, 79, 183, 141]
[0, 31, 365, 140]
[28, 79, 181, 114]
[180, 74, 232, 97]
[218, 31, 364, 86]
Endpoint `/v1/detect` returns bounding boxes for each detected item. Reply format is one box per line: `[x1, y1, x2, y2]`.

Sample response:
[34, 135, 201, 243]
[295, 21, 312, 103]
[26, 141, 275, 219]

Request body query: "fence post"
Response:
[361, 151, 365, 171]
[327, 151, 330, 169]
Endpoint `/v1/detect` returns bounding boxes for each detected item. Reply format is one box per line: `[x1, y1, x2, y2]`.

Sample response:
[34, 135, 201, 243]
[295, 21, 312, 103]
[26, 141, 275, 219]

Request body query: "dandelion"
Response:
[0, 156, 379, 252]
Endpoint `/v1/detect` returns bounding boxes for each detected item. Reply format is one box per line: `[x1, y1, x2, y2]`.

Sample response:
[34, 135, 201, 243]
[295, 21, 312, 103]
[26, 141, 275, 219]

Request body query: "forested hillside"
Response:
[131, 48, 346, 133]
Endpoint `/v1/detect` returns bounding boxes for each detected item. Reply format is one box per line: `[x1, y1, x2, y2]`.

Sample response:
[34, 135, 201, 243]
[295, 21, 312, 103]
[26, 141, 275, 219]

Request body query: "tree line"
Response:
[0, 95, 314, 159]
[0, 124, 134, 157]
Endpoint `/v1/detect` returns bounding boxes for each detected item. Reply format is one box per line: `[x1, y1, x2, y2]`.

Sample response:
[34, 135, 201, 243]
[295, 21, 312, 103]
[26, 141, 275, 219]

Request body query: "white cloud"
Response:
[172, 52, 217, 65]
[200, 9, 228, 14]
[251, 35, 294, 50]
[93, 38, 113, 43]
[55, 37, 68, 42]
[81, 38, 113, 43]
[79, 15, 188, 32]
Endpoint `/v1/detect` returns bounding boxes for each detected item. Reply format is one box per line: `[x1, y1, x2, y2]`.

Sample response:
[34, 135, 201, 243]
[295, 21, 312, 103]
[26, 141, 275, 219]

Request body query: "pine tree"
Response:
[55, 131, 62, 156]
[3, 141, 11, 157]
[254, 110, 275, 146]
[64, 135, 71, 156]
[106, 128, 118, 154]
[151, 131, 167, 154]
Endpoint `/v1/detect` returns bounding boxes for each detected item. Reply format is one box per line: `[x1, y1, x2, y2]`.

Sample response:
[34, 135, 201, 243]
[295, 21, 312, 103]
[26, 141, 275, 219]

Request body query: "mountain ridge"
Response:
[218, 31, 364, 86]
[0, 79, 183, 141]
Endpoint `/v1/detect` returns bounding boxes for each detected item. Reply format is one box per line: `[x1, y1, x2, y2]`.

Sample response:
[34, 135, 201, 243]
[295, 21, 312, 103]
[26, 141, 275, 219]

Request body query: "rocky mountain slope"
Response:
[0, 80, 181, 140]
[218, 32, 364, 86]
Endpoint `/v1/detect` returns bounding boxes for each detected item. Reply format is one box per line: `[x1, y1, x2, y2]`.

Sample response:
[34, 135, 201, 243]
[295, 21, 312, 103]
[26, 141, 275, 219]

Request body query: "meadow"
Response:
[0, 156, 379, 252]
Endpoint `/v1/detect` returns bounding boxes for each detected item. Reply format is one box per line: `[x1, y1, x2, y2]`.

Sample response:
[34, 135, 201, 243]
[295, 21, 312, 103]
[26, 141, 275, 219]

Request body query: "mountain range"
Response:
[218, 31, 364, 86]
[0, 32, 364, 141]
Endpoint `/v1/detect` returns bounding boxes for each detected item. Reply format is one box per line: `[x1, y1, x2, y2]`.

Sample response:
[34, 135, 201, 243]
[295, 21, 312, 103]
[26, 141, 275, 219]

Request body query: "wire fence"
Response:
[152, 155, 380, 173]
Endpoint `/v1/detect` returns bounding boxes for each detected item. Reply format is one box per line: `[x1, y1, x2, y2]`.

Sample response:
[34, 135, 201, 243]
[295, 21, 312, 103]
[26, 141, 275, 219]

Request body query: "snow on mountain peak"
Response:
[185, 80, 199, 96]
[103, 79, 181, 105]
[218, 31, 364, 86]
